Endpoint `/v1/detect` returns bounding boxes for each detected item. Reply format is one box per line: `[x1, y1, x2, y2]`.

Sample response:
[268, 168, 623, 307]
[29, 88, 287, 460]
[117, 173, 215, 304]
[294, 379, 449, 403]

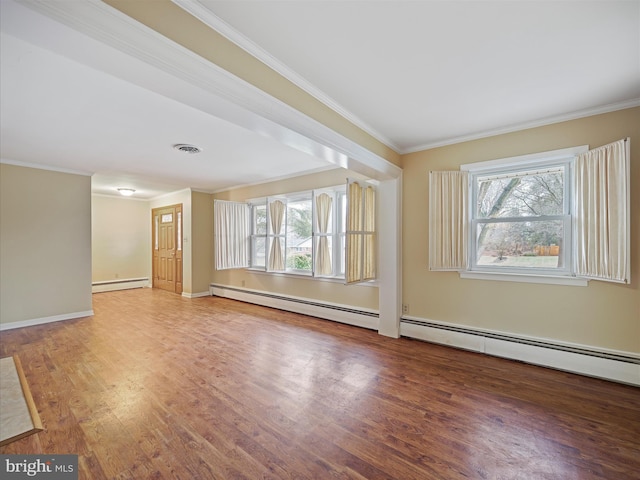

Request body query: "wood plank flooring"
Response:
[1, 288, 638, 479]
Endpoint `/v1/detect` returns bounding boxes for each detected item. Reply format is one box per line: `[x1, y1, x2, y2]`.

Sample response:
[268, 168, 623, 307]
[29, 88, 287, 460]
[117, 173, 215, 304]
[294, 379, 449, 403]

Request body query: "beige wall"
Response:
[0, 164, 92, 324]
[91, 189, 212, 296]
[213, 168, 379, 310]
[191, 190, 214, 295]
[402, 107, 640, 353]
[91, 194, 151, 282]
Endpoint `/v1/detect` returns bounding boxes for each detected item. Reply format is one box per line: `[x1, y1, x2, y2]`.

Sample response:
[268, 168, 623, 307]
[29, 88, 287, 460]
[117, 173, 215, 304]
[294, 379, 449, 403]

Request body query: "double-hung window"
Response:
[217, 181, 375, 282]
[430, 139, 630, 285]
[247, 186, 350, 278]
[468, 156, 573, 276]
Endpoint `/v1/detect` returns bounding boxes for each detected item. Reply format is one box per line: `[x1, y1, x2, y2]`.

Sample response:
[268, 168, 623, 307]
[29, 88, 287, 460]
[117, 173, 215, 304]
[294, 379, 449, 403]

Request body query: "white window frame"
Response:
[249, 203, 267, 270]
[248, 185, 347, 279]
[460, 145, 589, 286]
[282, 193, 312, 275]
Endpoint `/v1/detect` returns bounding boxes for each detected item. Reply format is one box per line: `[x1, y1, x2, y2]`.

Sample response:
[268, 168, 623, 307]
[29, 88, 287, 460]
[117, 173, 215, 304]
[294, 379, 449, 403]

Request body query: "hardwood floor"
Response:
[1, 289, 638, 479]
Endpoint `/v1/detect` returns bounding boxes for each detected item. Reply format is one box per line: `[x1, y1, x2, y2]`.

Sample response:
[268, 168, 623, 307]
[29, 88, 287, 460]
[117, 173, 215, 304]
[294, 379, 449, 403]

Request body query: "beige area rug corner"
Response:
[0, 355, 43, 446]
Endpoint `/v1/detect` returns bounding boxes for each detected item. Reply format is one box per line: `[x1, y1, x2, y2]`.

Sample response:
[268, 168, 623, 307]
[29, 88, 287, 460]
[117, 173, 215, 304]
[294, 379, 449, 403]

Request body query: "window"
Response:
[248, 186, 350, 278]
[430, 139, 630, 285]
[469, 159, 572, 276]
[250, 204, 267, 269]
[286, 197, 313, 272]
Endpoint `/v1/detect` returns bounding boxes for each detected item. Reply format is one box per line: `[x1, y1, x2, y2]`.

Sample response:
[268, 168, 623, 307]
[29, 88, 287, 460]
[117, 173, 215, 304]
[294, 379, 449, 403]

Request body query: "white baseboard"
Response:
[182, 291, 211, 299]
[92, 278, 149, 293]
[400, 317, 640, 386]
[0, 310, 94, 331]
[210, 284, 379, 330]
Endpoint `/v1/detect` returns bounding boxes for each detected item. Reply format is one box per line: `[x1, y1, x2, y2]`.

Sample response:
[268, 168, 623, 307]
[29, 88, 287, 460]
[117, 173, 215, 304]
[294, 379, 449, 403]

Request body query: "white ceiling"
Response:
[1, 0, 638, 199]
[197, 0, 640, 152]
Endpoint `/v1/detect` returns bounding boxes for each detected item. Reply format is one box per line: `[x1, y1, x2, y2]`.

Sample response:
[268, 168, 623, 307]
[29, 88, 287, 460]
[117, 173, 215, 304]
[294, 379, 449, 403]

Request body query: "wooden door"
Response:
[152, 204, 183, 294]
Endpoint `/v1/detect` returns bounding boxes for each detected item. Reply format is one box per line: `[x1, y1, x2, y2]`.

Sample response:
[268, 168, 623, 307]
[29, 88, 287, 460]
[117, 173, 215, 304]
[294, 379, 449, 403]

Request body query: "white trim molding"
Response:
[210, 284, 379, 331]
[92, 277, 150, 293]
[182, 291, 211, 299]
[1, 158, 93, 176]
[400, 316, 640, 386]
[405, 98, 640, 154]
[14, 0, 401, 183]
[0, 310, 94, 331]
[171, 0, 399, 153]
[459, 271, 589, 286]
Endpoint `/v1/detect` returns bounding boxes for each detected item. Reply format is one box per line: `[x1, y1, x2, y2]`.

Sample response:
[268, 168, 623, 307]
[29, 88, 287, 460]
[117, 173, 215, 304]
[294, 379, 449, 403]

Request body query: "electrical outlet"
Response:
[402, 304, 409, 314]
[241, 280, 246, 287]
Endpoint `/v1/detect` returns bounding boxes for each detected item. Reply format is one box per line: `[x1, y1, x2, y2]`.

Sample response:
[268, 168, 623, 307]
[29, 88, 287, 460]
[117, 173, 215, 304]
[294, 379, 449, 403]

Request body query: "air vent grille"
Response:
[174, 144, 202, 154]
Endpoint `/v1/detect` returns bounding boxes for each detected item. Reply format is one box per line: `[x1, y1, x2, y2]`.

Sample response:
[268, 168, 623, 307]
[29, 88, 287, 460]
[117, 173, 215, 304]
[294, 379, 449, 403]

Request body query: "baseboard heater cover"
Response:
[210, 284, 379, 330]
[92, 278, 149, 293]
[401, 318, 640, 386]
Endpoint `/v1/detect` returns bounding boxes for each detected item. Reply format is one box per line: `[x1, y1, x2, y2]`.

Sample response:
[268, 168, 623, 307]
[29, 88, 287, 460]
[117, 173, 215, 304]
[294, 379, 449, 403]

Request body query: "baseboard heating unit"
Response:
[92, 278, 149, 293]
[210, 284, 379, 331]
[401, 318, 640, 386]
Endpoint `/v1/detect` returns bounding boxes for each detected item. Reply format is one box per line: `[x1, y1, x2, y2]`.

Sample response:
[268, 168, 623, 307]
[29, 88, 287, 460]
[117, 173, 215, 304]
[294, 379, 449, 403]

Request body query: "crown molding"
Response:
[16, 0, 400, 182]
[1, 159, 93, 176]
[171, 0, 400, 153]
[403, 98, 640, 154]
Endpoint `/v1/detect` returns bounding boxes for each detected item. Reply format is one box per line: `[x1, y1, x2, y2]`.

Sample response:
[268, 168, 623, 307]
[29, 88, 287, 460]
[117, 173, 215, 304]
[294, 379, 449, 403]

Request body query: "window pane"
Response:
[286, 199, 312, 271]
[476, 220, 564, 268]
[177, 211, 182, 251]
[477, 168, 564, 218]
[254, 205, 267, 234]
[251, 236, 266, 268]
[338, 234, 346, 276]
[154, 215, 159, 250]
[337, 192, 347, 233]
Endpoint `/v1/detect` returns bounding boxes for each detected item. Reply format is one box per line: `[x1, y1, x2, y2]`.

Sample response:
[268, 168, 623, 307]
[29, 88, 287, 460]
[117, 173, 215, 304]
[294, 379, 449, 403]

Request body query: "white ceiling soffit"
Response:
[0, 0, 399, 200]
[181, 0, 640, 153]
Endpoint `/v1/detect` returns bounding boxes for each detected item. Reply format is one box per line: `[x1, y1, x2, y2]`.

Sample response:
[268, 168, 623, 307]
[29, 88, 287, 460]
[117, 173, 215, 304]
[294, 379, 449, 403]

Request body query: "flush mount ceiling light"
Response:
[117, 188, 136, 197]
[173, 143, 202, 154]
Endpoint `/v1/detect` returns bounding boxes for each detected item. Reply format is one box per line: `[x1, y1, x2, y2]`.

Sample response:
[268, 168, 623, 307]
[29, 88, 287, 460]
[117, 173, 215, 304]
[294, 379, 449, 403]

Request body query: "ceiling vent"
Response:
[174, 144, 202, 154]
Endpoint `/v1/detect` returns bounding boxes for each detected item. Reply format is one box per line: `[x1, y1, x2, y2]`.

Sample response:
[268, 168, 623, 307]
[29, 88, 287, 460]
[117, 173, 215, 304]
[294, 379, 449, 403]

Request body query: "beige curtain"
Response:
[429, 171, 469, 271]
[315, 193, 333, 275]
[214, 200, 249, 270]
[575, 138, 629, 283]
[268, 200, 285, 271]
[346, 181, 376, 284]
[346, 182, 362, 283]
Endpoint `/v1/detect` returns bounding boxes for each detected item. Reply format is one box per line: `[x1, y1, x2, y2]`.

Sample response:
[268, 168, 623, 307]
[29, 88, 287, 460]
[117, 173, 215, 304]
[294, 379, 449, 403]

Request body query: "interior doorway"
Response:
[152, 204, 183, 294]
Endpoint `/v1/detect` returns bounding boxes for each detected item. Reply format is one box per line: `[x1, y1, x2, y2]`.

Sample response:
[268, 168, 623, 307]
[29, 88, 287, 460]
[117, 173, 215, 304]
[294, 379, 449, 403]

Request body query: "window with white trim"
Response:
[429, 140, 630, 285]
[249, 186, 348, 278]
[468, 157, 573, 276]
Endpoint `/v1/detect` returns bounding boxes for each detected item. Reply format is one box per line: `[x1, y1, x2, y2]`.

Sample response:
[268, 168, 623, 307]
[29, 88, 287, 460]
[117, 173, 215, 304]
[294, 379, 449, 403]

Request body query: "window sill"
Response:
[459, 271, 589, 286]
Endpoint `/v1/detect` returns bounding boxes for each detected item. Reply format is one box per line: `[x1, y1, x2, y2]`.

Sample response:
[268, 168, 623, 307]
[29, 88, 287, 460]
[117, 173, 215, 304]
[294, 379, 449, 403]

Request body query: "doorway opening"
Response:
[152, 204, 183, 294]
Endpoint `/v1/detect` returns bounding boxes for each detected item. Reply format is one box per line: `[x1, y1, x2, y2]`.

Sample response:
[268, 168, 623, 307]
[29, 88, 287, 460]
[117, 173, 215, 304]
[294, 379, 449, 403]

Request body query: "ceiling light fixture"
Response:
[117, 188, 136, 197]
[173, 143, 202, 154]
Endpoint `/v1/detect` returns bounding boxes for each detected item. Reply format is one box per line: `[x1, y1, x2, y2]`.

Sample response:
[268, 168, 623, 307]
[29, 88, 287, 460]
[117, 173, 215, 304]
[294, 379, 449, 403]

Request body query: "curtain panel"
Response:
[315, 193, 333, 275]
[268, 200, 285, 271]
[213, 200, 249, 270]
[428, 170, 469, 271]
[575, 138, 630, 283]
[346, 180, 376, 284]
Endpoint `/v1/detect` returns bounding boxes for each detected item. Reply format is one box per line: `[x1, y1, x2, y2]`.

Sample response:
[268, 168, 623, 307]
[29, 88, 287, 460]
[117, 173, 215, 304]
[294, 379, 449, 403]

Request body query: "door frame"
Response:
[152, 203, 183, 294]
